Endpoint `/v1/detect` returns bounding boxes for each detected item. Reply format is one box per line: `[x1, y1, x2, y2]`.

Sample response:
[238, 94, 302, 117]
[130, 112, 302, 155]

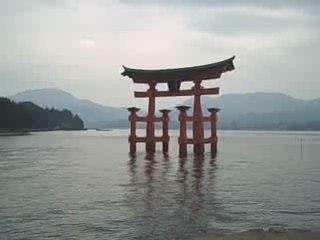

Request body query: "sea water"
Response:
[1, 130, 319, 239]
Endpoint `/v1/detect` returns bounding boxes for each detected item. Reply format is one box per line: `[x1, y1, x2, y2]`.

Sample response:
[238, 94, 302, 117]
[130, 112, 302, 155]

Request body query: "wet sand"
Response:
[192, 229, 320, 240]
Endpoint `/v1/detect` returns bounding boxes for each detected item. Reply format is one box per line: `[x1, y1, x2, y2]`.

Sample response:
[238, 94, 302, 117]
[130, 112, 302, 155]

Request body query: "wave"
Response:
[191, 228, 320, 240]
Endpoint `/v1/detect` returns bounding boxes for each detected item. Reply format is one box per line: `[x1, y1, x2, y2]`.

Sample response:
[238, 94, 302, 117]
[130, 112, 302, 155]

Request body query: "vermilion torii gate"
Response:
[122, 56, 235, 155]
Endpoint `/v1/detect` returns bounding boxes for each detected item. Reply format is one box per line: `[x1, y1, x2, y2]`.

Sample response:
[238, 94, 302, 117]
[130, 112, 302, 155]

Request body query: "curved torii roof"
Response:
[122, 56, 235, 84]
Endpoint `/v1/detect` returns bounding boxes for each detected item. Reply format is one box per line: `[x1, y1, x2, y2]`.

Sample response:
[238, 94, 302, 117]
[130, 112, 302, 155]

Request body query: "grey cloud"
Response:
[119, 0, 320, 10]
[190, 11, 317, 36]
[120, 1, 320, 21]
[2, 0, 320, 103]
[1, 0, 67, 17]
[3, 0, 66, 7]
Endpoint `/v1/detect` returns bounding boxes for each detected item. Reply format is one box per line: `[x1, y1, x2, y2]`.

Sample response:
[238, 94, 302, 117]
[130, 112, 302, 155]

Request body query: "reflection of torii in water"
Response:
[125, 153, 223, 239]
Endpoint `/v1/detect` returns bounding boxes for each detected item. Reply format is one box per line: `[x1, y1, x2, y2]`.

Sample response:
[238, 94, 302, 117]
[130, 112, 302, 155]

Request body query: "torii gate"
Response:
[122, 56, 235, 156]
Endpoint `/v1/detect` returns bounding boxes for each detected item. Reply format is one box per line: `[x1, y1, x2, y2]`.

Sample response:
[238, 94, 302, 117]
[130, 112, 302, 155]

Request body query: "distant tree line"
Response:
[0, 97, 84, 130]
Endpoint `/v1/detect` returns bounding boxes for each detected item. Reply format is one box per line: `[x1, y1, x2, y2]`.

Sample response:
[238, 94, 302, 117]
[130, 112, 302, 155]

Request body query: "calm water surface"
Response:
[0, 130, 320, 239]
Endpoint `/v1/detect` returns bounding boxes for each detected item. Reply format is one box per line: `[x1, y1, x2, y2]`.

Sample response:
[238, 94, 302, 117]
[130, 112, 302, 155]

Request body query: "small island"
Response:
[0, 97, 84, 135]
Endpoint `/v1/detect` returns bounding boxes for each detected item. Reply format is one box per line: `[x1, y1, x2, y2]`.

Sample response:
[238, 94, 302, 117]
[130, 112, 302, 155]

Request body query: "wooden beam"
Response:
[134, 87, 220, 98]
[134, 137, 147, 142]
[185, 138, 214, 144]
[203, 138, 212, 144]
[131, 136, 167, 142]
[136, 116, 147, 121]
[186, 138, 194, 144]
[136, 117, 163, 122]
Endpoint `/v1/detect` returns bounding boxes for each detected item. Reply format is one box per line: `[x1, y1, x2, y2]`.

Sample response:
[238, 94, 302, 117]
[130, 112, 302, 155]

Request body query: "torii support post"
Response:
[208, 108, 220, 156]
[160, 109, 171, 153]
[127, 107, 140, 154]
[176, 106, 191, 157]
[193, 80, 205, 155]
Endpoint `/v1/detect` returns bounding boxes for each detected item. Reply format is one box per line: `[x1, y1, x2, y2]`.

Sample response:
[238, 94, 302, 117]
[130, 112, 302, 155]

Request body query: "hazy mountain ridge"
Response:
[11, 88, 320, 130]
[12, 88, 127, 128]
[185, 92, 318, 114]
[183, 93, 320, 130]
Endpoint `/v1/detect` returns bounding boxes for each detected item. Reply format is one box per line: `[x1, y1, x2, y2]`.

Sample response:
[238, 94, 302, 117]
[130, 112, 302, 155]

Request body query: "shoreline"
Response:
[0, 128, 87, 136]
[0, 131, 30, 136]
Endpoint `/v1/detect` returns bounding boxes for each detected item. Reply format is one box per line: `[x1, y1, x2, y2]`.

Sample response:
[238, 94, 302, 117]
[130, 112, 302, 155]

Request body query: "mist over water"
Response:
[1, 130, 320, 239]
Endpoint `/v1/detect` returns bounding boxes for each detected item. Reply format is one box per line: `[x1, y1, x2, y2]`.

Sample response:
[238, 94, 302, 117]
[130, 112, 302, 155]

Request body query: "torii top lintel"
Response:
[121, 56, 235, 84]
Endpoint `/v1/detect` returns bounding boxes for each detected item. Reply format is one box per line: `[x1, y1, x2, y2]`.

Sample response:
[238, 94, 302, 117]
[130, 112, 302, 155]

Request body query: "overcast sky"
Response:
[2, 0, 320, 108]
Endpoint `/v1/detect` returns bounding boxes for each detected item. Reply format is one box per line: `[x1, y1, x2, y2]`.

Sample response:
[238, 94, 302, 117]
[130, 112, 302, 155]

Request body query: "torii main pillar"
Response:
[145, 81, 156, 153]
[193, 80, 205, 155]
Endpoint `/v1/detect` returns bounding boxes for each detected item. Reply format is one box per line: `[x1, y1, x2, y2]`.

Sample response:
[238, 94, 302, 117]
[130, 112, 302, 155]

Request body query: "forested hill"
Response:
[0, 97, 84, 130]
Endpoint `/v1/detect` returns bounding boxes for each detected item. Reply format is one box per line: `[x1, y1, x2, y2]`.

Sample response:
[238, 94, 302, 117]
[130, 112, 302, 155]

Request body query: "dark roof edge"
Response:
[121, 56, 235, 76]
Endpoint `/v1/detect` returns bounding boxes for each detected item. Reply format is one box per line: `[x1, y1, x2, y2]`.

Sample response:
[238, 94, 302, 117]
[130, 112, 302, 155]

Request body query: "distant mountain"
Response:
[11, 89, 320, 130]
[183, 92, 320, 130]
[11, 88, 127, 128]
